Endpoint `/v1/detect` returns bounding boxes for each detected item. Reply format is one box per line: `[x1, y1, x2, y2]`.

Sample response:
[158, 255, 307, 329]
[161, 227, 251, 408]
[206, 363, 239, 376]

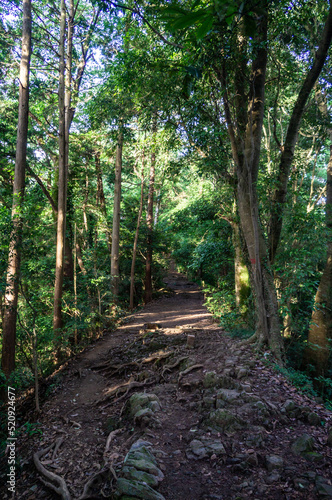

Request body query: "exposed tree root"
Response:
[104, 428, 122, 456]
[78, 467, 111, 500]
[178, 364, 204, 382]
[142, 351, 174, 364]
[33, 439, 71, 500]
[162, 356, 189, 377]
[99, 377, 156, 408]
[94, 361, 140, 377]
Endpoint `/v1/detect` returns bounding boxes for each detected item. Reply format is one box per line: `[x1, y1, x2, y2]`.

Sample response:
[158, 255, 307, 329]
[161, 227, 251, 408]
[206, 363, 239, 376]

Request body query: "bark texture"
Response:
[144, 119, 157, 304]
[1, 0, 32, 377]
[111, 127, 123, 300]
[305, 97, 332, 375]
[53, 0, 67, 335]
[130, 163, 145, 310]
[218, 2, 284, 361]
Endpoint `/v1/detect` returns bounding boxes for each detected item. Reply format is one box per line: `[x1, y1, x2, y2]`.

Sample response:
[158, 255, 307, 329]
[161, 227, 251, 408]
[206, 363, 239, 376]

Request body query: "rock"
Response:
[303, 452, 324, 462]
[203, 371, 219, 388]
[327, 428, 332, 447]
[265, 472, 280, 484]
[126, 447, 158, 467]
[241, 383, 252, 393]
[116, 478, 165, 500]
[125, 457, 163, 478]
[316, 476, 332, 497]
[224, 358, 238, 367]
[129, 393, 161, 417]
[236, 367, 249, 379]
[291, 434, 315, 456]
[122, 466, 160, 487]
[200, 436, 227, 456]
[307, 412, 322, 426]
[134, 408, 154, 424]
[245, 429, 265, 448]
[266, 455, 284, 472]
[293, 477, 310, 490]
[202, 396, 215, 408]
[129, 440, 153, 451]
[207, 409, 246, 432]
[216, 388, 242, 405]
[283, 399, 296, 413]
[188, 439, 208, 459]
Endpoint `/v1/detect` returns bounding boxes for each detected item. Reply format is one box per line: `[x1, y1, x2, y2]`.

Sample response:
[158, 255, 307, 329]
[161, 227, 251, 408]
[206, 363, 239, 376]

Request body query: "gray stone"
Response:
[129, 393, 161, 417]
[266, 455, 284, 472]
[189, 439, 208, 459]
[129, 440, 153, 451]
[236, 367, 249, 379]
[216, 388, 242, 404]
[307, 412, 322, 426]
[316, 476, 332, 497]
[200, 436, 227, 456]
[122, 466, 161, 487]
[203, 371, 219, 388]
[266, 472, 280, 484]
[124, 458, 163, 480]
[116, 478, 165, 500]
[291, 434, 315, 455]
[303, 452, 324, 462]
[126, 447, 158, 466]
[207, 409, 245, 432]
[328, 428, 332, 447]
[283, 399, 297, 413]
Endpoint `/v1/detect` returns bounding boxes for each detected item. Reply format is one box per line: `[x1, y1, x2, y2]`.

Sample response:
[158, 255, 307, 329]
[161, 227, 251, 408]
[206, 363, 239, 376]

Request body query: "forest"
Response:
[1, 0, 332, 409]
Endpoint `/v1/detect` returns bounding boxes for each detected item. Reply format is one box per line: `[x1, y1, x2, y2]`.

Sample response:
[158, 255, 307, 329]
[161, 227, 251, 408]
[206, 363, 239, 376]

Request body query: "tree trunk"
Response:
[220, 2, 284, 361]
[1, 0, 32, 378]
[232, 221, 250, 313]
[53, 0, 67, 336]
[144, 119, 157, 304]
[130, 159, 145, 310]
[111, 126, 123, 300]
[304, 87, 332, 375]
[95, 151, 112, 258]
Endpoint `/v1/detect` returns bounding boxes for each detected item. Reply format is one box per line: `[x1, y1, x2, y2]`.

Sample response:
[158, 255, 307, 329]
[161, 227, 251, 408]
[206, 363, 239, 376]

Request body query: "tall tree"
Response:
[53, 0, 67, 336]
[304, 89, 332, 376]
[144, 116, 157, 304]
[1, 0, 32, 377]
[111, 124, 123, 300]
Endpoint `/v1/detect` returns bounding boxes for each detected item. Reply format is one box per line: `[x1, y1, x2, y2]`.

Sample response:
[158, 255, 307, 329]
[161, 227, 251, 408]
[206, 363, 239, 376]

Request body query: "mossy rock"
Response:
[129, 393, 161, 417]
[116, 478, 165, 500]
[122, 466, 160, 487]
[291, 434, 315, 456]
[207, 408, 246, 432]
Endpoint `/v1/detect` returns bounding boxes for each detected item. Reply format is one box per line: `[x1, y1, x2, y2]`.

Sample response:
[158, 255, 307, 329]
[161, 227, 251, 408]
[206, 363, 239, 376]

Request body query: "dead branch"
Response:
[33, 440, 71, 500]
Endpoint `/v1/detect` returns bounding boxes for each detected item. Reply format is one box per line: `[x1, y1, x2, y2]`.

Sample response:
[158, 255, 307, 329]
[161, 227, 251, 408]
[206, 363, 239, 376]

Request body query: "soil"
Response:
[2, 273, 332, 500]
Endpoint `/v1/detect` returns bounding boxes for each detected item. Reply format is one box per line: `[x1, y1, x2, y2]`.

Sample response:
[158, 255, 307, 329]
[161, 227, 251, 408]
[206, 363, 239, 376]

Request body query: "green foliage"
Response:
[274, 365, 317, 398]
[8, 367, 34, 391]
[19, 421, 43, 439]
[204, 281, 253, 338]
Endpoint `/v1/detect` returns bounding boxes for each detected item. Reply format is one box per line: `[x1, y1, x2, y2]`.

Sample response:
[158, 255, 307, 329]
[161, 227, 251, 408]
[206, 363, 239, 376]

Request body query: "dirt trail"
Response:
[4, 273, 332, 500]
